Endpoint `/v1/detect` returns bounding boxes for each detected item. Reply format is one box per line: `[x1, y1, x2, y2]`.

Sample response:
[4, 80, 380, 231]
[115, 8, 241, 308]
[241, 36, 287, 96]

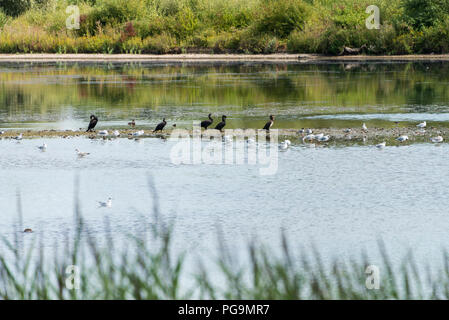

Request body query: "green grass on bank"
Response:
[1, 178, 449, 300]
[0, 0, 448, 55]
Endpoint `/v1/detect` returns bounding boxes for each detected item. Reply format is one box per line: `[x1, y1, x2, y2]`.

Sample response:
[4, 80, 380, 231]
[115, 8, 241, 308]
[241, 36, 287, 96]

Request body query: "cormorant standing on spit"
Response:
[263, 115, 275, 131]
[215, 115, 227, 131]
[154, 118, 167, 132]
[201, 113, 213, 129]
[86, 115, 98, 132]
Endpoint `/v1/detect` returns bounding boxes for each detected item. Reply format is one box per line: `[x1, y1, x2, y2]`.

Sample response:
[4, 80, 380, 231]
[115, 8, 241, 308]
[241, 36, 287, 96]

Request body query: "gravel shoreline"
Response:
[1, 53, 449, 62]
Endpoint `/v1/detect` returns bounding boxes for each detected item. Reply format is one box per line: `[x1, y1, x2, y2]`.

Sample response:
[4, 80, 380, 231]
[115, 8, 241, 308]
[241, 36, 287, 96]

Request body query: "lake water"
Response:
[1, 61, 449, 271]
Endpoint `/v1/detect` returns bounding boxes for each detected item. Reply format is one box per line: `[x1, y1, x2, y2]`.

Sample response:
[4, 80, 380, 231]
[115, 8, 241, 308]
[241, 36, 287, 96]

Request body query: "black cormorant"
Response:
[201, 113, 213, 129]
[86, 115, 98, 132]
[215, 115, 227, 131]
[154, 118, 167, 132]
[263, 115, 275, 131]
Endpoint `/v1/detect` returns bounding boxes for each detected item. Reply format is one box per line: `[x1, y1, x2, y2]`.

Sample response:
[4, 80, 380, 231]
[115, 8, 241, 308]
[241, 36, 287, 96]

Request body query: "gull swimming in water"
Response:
[37, 143, 47, 151]
[396, 135, 409, 142]
[280, 140, 291, 150]
[98, 197, 112, 208]
[430, 136, 443, 143]
[376, 142, 386, 148]
[75, 149, 90, 157]
[417, 121, 426, 128]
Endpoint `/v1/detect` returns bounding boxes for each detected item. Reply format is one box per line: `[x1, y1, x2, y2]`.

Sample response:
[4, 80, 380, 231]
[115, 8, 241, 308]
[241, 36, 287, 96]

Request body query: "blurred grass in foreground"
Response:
[0, 178, 447, 300]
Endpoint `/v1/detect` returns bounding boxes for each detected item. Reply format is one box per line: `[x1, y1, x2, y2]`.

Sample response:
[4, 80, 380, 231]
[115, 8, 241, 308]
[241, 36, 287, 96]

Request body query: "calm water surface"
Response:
[1, 61, 449, 269]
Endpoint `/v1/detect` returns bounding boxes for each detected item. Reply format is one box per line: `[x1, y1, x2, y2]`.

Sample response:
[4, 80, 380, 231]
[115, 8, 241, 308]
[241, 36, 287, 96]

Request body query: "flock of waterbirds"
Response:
[3, 116, 445, 234]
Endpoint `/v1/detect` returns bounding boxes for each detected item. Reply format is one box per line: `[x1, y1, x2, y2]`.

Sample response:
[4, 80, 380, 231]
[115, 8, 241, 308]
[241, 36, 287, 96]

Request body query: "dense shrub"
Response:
[254, 0, 308, 38]
[415, 20, 449, 53]
[0, 0, 31, 16]
[0, 0, 448, 55]
[401, 0, 449, 30]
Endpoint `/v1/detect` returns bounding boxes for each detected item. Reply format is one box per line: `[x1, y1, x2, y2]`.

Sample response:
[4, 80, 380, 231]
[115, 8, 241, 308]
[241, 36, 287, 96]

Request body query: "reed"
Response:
[0, 177, 445, 300]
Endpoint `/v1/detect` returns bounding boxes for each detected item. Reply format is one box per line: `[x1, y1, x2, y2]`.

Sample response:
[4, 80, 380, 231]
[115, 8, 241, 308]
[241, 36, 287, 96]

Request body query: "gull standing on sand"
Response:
[417, 121, 426, 128]
[98, 197, 112, 208]
[37, 143, 47, 151]
[431, 136, 443, 143]
[0, 130, 5, 135]
[362, 123, 368, 131]
[113, 130, 120, 137]
[396, 135, 409, 142]
[75, 149, 90, 157]
[98, 130, 108, 136]
[305, 129, 313, 134]
[15, 133, 23, 140]
[318, 135, 330, 142]
[303, 134, 315, 141]
[376, 142, 386, 148]
[314, 133, 324, 140]
[132, 130, 144, 137]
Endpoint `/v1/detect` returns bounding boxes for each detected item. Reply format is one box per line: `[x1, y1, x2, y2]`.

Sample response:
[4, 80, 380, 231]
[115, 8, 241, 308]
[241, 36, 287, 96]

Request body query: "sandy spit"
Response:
[1, 127, 447, 145]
